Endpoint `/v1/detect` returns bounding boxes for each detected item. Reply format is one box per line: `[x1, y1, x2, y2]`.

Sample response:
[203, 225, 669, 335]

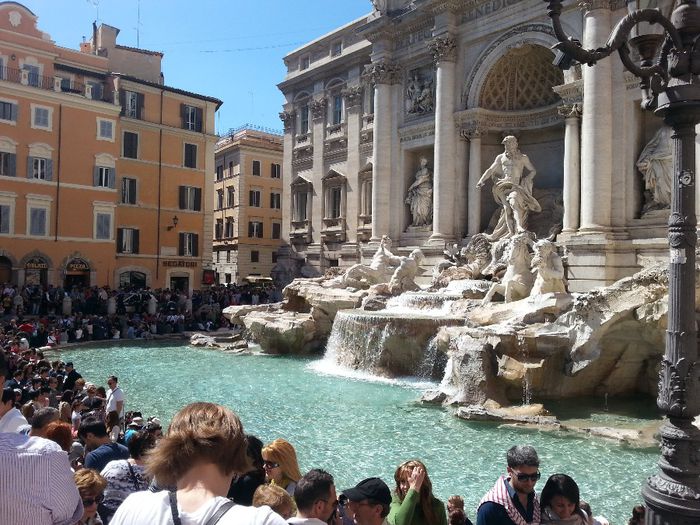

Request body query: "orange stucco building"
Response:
[0, 2, 221, 292]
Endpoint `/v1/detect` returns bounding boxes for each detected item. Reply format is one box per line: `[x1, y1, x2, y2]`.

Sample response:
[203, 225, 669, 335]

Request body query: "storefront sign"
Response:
[66, 258, 90, 272]
[162, 260, 198, 268]
[25, 257, 49, 270]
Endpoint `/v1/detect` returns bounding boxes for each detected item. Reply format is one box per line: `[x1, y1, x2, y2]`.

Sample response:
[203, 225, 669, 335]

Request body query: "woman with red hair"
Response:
[389, 460, 447, 525]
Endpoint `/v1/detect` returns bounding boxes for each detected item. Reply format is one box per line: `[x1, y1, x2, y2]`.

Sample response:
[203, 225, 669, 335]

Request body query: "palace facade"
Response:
[0, 2, 220, 292]
[277, 0, 676, 292]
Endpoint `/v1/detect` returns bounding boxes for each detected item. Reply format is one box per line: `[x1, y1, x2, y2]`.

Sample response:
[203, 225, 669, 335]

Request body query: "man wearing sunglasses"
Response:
[341, 477, 392, 525]
[289, 469, 338, 525]
[476, 445, 541, 525]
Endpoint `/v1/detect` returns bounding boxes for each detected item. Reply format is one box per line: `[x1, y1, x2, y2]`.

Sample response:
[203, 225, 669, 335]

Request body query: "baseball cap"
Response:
[342, 477, 391, 505]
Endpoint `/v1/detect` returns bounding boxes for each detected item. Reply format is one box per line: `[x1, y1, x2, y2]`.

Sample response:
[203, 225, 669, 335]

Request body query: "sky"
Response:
[19, 0, 372, 134]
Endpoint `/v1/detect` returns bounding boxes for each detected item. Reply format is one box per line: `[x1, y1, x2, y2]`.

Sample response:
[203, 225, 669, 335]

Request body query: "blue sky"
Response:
[20, 0, 371, 133]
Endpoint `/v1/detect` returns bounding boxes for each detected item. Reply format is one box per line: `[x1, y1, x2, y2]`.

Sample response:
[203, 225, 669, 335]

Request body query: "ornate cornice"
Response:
[459, 128, 484, 141]
[362, 59, 402, 85]
[341, 85, 364, 108]
[428, 36, 457, 64]
[578, 0, 613, 12]
[552, 79, 583, 105]
[279, 111, 295, 132]
[310, 97, 327, 120]
[455, 104, 563, 133]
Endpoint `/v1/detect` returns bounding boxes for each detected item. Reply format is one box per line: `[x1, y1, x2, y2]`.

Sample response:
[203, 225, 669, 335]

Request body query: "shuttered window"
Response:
[117, 228, 139, 254]
[95, 213, 111, 240]
[178, 232, 199, 256]
[94, 166, 116, 188]
[181, 104, 203, 132]
[121, 178, 137, 204]
[178, 186, 202, 211]
[0, 152, 16, 176]
[184, 143, 197, 168]
[29, 207, 47, 236]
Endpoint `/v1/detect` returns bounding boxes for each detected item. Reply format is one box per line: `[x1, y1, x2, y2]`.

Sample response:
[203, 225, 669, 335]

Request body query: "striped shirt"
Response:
[0, 432, 83, 525]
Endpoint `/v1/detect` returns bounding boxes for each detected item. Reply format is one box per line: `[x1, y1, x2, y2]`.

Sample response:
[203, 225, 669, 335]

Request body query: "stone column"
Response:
[465, 129, 483, 236]
[342, 85, 363, 244]
[560, 104, 582, 232]
[579, 0, 613, 233]
[363, 60, 401, 241]
[279, 108, 295, 244]
[310, 96, 327, 240]
[428, 36, 458, 242]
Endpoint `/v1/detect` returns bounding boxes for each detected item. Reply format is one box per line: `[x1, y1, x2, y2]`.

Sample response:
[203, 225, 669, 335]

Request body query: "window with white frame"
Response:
[31, 157, 48, 180]
[0, 151, 16, 177]
[31, 105, 51, 130]
[249, 189, 261, 207]
[29, 207, 47, 236]
[179, 232, 199, 256]
[94, 211, 113, 240]
[0, 191, 16, 235]
[322, 170, 346, 221]
[248, 221, 263, 238]
[270, 192, 281, 209]
[292, 180, 310, 222]
[97, 118, 115, 141]
[117, 227, 139, 253]
[178, 186, 202, 211]
[182, 104, 202, 132]
[0, 100, 18, 123]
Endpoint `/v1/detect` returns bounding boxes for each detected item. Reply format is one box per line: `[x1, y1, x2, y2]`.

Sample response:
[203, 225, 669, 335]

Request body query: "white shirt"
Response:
[0, 407, 29, 433]
[0, 433, 83, 525]
[106, 386, 125, 418]
[110, 491, 288, 525]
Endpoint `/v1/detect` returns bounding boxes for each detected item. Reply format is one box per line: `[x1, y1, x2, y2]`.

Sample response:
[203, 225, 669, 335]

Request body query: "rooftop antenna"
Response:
[136, 0, 141, 48]
[87, 0, 99, 23]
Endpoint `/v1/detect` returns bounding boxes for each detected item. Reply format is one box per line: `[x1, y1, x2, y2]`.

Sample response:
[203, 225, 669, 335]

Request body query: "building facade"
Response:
[0, 2, 221, 292]
[213, 127, 283, 285]
[277, 0, 680, 292]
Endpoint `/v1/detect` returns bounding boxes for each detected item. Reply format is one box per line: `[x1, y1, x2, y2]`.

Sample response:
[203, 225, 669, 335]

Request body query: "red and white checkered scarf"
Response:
[478, 475, 541, 525]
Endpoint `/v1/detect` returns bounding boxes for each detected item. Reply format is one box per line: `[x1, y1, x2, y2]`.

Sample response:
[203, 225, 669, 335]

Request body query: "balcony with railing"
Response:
[0, 66, 110, 102]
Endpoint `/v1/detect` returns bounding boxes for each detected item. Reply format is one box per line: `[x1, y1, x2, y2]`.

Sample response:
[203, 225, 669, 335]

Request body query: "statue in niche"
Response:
[405, 70, 434, 115]
[327, 235, 400, 289]
[405, 156, 433, 227]
[481, 233, 534, 305]
[477, 135, 541, 241]
[637, 126, 673, 214]
[529, 240, 567, 298]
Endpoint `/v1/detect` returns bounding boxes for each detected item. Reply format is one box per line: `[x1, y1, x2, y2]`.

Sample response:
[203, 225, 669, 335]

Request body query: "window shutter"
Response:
[129, 178, 137, 204]
[136, 93, 145, 119]
[10, 103, 18, 122]
[117, 228, 123, 253]
[0, 205, 8, 233]
[192, 234, 199, 257]
[109, 168, 116, 189]
[195, 107, 203, 132]
[8, 153, 16, 176]
[178, 233, 185, 256]
[45, 159, 53, 181]
[194, 188, 202, 211]
[248, 222, 254, 238]
[180, 103, 187, 129]
[27, 156, 34, 179]
[178, 186, 186, 209]
[119, 91, 126, 116]
[133, 229, 139, 254]
[93, 166, 99, 187]
[259, 223, 264, 238]
[270, 193, 274, 208]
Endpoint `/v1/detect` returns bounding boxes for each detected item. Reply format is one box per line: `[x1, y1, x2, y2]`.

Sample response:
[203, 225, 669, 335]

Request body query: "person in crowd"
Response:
[288, 469, 338, 525]
[143, 417, 163, 440]
[540, 474, 588, 524]
[263, 437, 303, 496]
[253, 484, 295, 520]
[63, 361, 82, 392]
[476, 445, 541, 525]
[71, 398, 84, 434]
[74, 468, 107, 525]
[105, 375, 125, 421]
[342, 477, 392, 525]
[100, 430, 156, 523]
[228, 434, 266, 505]
[110, 401, 288, 524]
[0, 352, 83, 525]
[628, 505, 645, 525]
[446, 496, 474, 525]
[29, 406, 60, 437]
[58, 391, 73, 423]
[579, 501, 608, 525]
[44, 420, 73, 452]
[0, 386, 28, 432]
[82, 383, 104, 412]
[389, 460, 446, 525]
[79, 417, 129, 472]
[106, 410, 121, 443]
[123, 415, 144, 445]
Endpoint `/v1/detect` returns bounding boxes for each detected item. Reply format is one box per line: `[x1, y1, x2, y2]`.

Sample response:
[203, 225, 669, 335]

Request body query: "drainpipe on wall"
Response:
[155, 89, 164, 281]
[54, 104, 62, 242]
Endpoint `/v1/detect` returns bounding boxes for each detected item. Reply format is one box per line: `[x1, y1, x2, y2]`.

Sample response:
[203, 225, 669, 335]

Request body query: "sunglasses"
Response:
[263, 461, 280, 469]
[512, 471, 541, 482]
[82, 494, 104, 506]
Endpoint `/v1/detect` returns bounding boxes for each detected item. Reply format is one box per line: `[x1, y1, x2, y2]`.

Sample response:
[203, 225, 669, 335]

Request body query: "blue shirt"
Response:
[85, 442, 129, 473]
[476, 478, 536, 525]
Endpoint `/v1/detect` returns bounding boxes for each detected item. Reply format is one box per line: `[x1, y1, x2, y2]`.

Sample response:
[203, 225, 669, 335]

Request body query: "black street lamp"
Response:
[543, 1, 700, 523]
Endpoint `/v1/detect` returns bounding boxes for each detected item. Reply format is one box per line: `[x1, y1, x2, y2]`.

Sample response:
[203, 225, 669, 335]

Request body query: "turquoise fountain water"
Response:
[58, 342, 658, 525]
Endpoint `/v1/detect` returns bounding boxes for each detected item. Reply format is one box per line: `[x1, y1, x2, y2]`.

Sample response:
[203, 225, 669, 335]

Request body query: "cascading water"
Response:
[517, 335, 532, 406]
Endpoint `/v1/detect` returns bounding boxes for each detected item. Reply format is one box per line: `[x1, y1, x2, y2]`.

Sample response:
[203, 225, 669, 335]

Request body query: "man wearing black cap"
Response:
[342, 477, 392, 525]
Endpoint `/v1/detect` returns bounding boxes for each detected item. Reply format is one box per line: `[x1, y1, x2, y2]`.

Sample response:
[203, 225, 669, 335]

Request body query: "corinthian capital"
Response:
[428, 36, 457, 64]
[578, 0, 612, 12]
[279, 110, 295, 132]
[362, 59, 402, 85]
[341, 85, 364, 108]
[557, 103, 582, 119]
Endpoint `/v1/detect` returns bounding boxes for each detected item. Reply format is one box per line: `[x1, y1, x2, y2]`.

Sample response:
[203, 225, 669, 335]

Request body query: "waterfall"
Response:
[517, 335, 532, 406]
[324, 310, 390, 371]
[415, 336, 439, 378]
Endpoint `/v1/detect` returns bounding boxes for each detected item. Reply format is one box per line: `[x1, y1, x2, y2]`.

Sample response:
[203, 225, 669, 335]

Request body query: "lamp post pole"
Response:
[543, 1, 700, 523]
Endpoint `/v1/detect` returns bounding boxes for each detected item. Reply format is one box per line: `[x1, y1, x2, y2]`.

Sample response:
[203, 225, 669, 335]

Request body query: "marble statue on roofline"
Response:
[477, 135, 541, 241]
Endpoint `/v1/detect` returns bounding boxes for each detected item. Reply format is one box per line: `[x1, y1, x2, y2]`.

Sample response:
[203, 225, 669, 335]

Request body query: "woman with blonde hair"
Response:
[74, 468, 107, 525]
[110, 402, 287, 525]
[389, 460, 447, 525]
[262, 438, 302, 496]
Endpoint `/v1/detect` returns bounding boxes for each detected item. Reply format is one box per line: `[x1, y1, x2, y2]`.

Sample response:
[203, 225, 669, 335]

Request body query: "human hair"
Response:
[105, 410, 119, 430]
[74, 468, 107, 494]
[246, 434, 265, 474]
[262, 438, 302, 486]
[78, 417, 108, 439]
[540, 474, 580, 512]
[127, 430, 156, 460]
[2, 387, 13, 404]
[629, 504, 645, 525]
[253, 483, 294, 517]
[32, 407, 59, 430]
[108, 375, 118, 383]
[60, 390, 73, 403]
[506, 445, 539, 468]
[294, 469, 334, 513]
[448, 507, 466, 525]
[394, 460, 438, 525]
[145, 402, 250, 486]
[44, 421, 72, 451]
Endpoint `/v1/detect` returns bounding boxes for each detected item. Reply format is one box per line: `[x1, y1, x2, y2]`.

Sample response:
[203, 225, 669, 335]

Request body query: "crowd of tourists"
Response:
[0, 324, 646, 525]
